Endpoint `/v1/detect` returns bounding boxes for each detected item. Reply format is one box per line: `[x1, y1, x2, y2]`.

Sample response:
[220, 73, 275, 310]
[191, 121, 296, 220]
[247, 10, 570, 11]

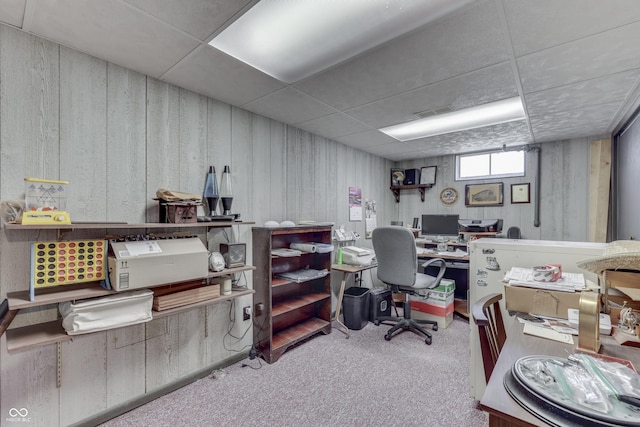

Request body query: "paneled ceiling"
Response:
[1, 0, 640, 161]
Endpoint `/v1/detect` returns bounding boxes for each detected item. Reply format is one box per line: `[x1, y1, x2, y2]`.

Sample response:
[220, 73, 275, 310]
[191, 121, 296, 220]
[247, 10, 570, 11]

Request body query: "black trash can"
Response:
[342, 287, 370, 330]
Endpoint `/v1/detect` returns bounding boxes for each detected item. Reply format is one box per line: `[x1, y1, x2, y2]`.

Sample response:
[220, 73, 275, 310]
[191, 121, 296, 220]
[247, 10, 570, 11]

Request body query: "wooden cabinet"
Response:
[1, 221, 255, 352]
[252, 225, 332, 363]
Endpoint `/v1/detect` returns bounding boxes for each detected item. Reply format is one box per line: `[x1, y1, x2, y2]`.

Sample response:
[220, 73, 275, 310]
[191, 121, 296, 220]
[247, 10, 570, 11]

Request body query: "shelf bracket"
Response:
[418, 187, 426, 202]
[57, 342, 62, 388]
[391, 188, 400, 203]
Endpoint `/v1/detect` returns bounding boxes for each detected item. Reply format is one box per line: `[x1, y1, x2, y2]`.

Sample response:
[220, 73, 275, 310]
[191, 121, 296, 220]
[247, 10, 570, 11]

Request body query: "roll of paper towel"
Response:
[290, 243, 317, 253]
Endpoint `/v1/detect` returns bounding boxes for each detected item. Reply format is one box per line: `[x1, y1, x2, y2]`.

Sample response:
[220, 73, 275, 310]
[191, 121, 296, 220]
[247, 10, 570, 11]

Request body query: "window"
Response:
[455, 150, 525, 181]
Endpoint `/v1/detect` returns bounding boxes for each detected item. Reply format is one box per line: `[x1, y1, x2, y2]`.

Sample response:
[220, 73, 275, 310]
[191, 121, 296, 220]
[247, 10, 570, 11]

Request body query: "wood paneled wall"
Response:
[0, 25, 598, 425]
[396, 138, 599, 242]
[0, 26, 394, 425]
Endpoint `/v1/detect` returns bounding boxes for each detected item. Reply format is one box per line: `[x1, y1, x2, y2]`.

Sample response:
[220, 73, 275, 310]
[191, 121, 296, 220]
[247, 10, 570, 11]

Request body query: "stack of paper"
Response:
[271, 248, 302, 257]
[505, 267, 586, 292]
[567, 308, 612, 335]
[523, 323, 574, 344]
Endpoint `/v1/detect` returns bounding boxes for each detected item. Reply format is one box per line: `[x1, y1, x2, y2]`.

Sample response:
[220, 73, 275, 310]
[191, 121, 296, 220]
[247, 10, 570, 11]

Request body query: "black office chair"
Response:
[372, 226, 446, 345]
[506, 226, 521, 239]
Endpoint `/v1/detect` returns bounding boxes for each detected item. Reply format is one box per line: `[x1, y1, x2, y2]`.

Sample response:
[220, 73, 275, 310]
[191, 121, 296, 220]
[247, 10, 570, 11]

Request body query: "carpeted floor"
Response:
[101, 315, 488, 427]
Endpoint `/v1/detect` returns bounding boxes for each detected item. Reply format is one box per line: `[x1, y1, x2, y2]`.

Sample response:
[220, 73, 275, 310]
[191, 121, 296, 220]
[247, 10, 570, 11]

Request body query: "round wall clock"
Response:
[440, 187, 458, 205]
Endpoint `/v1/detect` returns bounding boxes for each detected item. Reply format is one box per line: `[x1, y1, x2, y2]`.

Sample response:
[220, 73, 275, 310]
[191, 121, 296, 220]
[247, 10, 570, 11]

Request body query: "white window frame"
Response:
[455, 149, 525, 181]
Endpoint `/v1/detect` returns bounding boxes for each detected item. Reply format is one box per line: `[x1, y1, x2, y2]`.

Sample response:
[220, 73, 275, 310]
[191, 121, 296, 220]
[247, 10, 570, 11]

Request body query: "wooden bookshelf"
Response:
[252, 225, 333, 363]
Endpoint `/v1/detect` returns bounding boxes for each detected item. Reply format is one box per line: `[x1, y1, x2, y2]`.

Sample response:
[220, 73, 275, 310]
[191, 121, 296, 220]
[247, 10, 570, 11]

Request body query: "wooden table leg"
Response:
[334, 272, 350, 338]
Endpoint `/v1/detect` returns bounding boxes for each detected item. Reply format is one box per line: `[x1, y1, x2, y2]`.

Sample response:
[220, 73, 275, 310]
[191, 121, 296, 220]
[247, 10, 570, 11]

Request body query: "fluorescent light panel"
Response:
[209, 0, 475, 84]
[379, 97, 526, 141]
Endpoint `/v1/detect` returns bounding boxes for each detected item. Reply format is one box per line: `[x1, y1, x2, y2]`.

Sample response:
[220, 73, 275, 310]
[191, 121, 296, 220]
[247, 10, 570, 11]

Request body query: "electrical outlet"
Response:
[243, 306, 251, 321]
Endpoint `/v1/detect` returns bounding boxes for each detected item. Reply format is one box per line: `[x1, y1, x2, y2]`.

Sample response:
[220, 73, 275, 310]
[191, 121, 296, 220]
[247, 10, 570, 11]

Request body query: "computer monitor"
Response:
[421, 214, 460, 239]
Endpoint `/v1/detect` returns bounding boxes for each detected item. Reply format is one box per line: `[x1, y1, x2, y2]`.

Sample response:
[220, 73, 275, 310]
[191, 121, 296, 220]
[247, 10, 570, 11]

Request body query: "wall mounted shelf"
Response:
[1, 220, 256, 352]
[390, 184, 433, 203]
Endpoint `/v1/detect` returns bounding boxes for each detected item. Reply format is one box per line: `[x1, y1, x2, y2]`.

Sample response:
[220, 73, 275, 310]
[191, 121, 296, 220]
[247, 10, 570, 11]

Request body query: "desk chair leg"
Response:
[375, 301, 438, 345]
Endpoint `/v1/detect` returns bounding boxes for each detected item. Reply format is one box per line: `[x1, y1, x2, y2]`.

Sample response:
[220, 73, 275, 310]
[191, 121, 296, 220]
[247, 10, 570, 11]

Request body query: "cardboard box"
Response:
[108, 237, 208, 291]
[504, 283, 586, 319]
[410, 299, 454, 329]
[411, 292, 454, 307]
[411, 278, 455, 307]
[604, 270, 640, 311]
[431, 278, 455, 294]
[424, 290, 455, 303]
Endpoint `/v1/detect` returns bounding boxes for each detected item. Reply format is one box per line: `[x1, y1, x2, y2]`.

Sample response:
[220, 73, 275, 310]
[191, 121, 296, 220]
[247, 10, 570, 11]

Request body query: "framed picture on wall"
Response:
[511, 183, 530, 204]
[465, 183, 504, 207]
[420, 166, 437, 185]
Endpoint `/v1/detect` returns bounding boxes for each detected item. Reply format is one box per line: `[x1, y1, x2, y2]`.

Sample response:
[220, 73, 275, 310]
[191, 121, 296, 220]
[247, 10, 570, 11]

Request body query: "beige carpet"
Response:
[101, 315, 488, 427]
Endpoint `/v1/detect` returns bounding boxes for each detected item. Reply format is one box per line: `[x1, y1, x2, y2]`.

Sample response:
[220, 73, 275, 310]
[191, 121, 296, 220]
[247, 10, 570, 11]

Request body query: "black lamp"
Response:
[203, 166, 219, 216]
[220, 165, 233, 216]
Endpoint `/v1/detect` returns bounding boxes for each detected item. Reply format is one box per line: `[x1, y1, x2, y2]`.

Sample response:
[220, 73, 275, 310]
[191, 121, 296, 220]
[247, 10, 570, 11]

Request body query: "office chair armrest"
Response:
[420, 258, 447, 286]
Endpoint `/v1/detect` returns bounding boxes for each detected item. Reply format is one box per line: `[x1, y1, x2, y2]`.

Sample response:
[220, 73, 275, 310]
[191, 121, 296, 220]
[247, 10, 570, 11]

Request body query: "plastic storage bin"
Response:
[342, 287, 370, 330]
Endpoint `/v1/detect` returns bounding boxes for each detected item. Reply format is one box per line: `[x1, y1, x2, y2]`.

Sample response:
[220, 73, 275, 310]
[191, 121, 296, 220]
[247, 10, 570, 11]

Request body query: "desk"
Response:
[331, 263, 377, 338]
[480, 322, 640, 427]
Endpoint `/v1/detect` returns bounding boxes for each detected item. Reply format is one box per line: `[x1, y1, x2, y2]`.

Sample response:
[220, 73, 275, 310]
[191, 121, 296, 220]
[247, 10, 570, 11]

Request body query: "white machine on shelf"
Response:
[467, 238, 605, 400]
[342, 246, 375, 266]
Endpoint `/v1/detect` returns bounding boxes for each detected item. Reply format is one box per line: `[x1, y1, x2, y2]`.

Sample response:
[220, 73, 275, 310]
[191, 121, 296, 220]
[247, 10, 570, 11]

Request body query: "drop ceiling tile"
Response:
[162, 45, 285, 106]
[0, 0, 25, 27]
[406, 121, 533, 157]
[242, 87, 336, 125]
[530, 102, 621, 141]
[525, 70, 640, 117]
[335, 130, 397, 149]
[295, 0, 509, 111]
[363, 143, 422, 161]
[123, 0, 255, 41]
[2, 0, 639, 160]
[28, 0, 200, 78]
[517, 21, 640, 93]
[503, 0, 640, 56]
[297, 113, 371, 139]
[347, 62, 518, 128]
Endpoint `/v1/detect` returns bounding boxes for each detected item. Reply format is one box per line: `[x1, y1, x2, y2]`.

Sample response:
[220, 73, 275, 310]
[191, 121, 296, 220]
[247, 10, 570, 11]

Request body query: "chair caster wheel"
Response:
[425, 336, 432, 345]
[432, 324, 438, 332]
[374, 320, 381, 326]
[384, 333, 392, 341]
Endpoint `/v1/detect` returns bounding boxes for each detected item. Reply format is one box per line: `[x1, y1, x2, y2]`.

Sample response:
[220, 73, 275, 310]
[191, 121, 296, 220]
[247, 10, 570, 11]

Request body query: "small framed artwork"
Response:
[511, 183, 530, 204]
[390, 168, 405, 186]
[420, 166, 437, 185]
[465, 182, 504, 207]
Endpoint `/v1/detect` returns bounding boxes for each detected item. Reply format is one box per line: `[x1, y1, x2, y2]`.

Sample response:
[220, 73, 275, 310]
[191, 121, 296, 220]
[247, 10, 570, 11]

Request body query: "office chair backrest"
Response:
[372, 226, 417, 287]
[472, 293, 506, 383]
[506, 226, 521, 239]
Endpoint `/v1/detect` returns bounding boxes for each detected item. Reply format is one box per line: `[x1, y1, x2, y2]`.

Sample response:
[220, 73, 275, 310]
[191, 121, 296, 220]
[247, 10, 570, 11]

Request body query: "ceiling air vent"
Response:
[414, 106, 454, 119]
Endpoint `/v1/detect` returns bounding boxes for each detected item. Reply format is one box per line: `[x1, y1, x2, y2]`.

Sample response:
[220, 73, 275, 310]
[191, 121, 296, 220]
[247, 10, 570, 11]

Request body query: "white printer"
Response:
[341, 246, 375, 266]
